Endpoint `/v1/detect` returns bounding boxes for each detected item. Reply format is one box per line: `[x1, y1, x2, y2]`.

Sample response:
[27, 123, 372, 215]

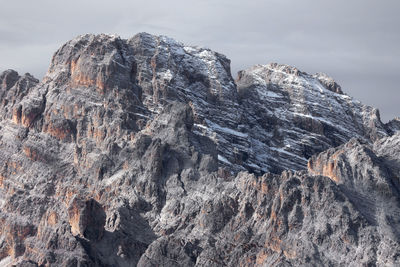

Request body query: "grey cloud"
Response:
[0, 0, 398, 121]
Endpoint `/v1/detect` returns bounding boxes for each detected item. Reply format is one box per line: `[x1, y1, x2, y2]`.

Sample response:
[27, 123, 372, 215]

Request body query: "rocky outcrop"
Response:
[0, 70, 39, 122]
[68, 197, 106, 241]
[137, 132, 400, 266]
[386, 117, 400, 135]
[0, 33, 399, 266]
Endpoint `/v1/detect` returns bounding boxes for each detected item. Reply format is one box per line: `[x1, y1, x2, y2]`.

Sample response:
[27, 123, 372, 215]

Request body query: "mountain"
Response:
[0, 33, 399, 266]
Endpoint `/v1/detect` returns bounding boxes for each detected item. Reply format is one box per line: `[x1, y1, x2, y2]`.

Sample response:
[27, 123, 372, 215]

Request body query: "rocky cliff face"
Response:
[236, 64, 388, 174]
[0, 33, 399, 266]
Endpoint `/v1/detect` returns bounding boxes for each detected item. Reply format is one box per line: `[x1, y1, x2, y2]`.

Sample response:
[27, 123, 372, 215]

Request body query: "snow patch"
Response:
[257, 89, 282, 99]
[218, 154, 232, 165]
[206, 120, 248, 138]
[269, 147, 308, 162]
[103, 170, 126, 186]
[247, 162, 261, 169]
[0, 256, 12, 266]
[184, 46, 198, 54]
[159, 69, 173, 81]
[111, 59, 128, 69]
[134, 113, 151, 119]
[194, 123, 209, 131]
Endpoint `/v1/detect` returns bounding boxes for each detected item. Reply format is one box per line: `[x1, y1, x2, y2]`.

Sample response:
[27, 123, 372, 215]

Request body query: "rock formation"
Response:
[0, 33, 399, 266]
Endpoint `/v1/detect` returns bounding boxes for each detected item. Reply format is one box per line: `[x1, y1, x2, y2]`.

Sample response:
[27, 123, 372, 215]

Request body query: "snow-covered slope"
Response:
[236, 63, 388, 173]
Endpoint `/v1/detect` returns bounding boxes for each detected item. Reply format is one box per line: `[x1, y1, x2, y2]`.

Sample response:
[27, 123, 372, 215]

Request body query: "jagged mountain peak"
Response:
[2, 33, 391, 176]
[237, 62, 344, 95]
[235, 60, 387, 173]
[6, 33, 390, 175]
[45, 33, 135, 91]
[0, 33, 399, 266]
[1, 69, 38, 91]
[313, 72, 343, 94]
[1, 69, 20, 90]
[386, 116, 400, 135]
[0, 69, 40, 124]
[250, 62, 305, 76]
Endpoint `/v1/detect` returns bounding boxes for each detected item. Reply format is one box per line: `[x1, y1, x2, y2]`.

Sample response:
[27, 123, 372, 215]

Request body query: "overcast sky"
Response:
[0, 0, 398, 121]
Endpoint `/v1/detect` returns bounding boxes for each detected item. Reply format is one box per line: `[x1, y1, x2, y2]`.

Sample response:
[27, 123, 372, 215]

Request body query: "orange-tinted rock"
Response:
[255, 250, 269, 265]
[47, 212, 58, 226]
[1, 222, 37, 259]
[68, 197, 106, 241]
[0, 174, 5, 189]
[12, 106, 22, 124]
[23, 146, 42, 161]
[21, 110, 39, 127]
[308, 149, 344, 183]
[43, 118, 75, 141]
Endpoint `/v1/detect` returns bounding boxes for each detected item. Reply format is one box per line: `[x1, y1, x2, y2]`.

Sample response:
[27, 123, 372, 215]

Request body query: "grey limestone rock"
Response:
[0, 33, 399, 266]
